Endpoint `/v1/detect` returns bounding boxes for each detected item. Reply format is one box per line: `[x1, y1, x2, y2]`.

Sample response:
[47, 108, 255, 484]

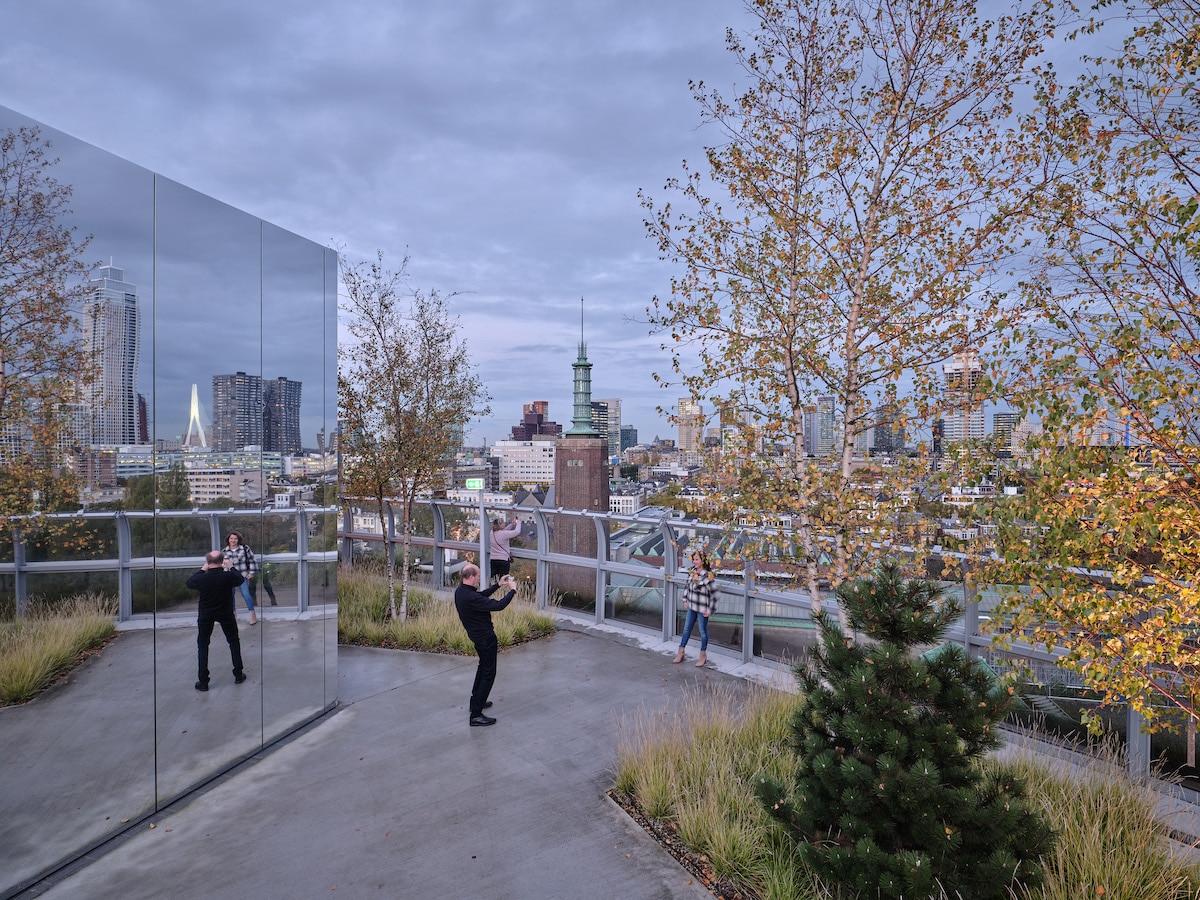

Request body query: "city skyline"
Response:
[0, 1, 753, 446]
[0, 4, 1087, 450]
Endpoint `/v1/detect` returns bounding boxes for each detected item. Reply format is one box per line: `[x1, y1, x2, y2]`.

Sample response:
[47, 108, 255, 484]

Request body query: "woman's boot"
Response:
[673, 647, 685, 664]
[695, 651, 707, 667]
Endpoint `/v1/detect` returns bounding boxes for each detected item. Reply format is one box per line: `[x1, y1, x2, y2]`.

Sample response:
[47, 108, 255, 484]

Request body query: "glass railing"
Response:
[2, 506, 339, 619]
[338, 497, 1180, 788]
[1, 499, 1179, 789]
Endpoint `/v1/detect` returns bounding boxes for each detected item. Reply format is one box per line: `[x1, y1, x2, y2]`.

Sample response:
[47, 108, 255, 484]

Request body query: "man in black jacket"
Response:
[186, 550, 247, 691]
[454, 564, 516, 726]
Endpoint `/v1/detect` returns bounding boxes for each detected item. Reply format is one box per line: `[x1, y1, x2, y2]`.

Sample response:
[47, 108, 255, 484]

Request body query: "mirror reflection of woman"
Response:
[673, 549, 716, 667]
[222, 531, 258, 625]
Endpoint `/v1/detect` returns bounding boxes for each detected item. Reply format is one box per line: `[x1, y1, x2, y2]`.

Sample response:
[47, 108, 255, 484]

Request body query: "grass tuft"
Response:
[337, 566, 556, 652]
[982, 745, 1200, 900]
[0, 593, 117, 704]
[614, 686, 1200, 900]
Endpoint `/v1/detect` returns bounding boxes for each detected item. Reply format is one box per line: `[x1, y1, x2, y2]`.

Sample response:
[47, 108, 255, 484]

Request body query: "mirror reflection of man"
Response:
[186, 550, 247, 692]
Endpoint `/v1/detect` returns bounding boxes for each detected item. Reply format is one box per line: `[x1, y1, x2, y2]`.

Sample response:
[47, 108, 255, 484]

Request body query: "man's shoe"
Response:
[234, 672, 247, 684]
[482, 701, 493, 709]
[469, 715, 497, 727]
[194, 681, 209, 692]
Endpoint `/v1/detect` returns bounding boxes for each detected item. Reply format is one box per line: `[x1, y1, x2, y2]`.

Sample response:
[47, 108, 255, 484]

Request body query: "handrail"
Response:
[0, 497, 1158, 778]
[2, 506, 338, 619]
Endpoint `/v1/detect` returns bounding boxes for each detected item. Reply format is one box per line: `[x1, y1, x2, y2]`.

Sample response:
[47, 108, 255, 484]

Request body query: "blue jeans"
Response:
[680, 608, 708, 651]
[236, 579, 255, 612]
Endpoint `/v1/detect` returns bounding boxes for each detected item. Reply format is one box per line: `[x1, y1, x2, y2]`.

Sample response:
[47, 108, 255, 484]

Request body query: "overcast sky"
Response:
[1, 1, 752, 447]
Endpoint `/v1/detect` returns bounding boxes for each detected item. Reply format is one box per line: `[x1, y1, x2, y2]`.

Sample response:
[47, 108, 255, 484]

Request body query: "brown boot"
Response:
[673, 647, 685, 664]
[695, 651, 707, 667]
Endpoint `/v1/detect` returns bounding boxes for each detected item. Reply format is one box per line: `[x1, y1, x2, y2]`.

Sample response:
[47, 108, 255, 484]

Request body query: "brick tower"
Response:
[553, 300, 610, 598]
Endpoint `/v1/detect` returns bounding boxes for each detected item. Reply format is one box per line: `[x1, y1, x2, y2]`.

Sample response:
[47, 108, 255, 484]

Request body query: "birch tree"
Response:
[991, 0, 1200, 730]
[642, 0, 1059, 611]
[338, 253, 489, 620]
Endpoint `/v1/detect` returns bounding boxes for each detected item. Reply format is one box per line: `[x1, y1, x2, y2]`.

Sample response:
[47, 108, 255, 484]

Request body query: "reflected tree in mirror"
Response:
[0, 126, 95, 551]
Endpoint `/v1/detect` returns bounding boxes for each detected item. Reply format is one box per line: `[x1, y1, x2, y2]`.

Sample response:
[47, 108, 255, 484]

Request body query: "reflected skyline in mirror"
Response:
[0, 103, 337, 895]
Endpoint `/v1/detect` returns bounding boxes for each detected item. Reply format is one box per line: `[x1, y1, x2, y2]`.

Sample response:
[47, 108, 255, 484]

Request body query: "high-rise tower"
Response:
[596, 397, 621, 457]
[942, 349, 985, 444]
[264, 376, 302, 454]
[211, 372, 263, 451]
[677, 397, 703, 452]
[84, 264, 140, 445]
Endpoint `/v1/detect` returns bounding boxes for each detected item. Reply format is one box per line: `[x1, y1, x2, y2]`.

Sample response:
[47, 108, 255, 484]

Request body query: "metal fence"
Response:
[1, 506, 338, 619]
[338, 497, 1169, 780]
[0, 498, 1166, 779]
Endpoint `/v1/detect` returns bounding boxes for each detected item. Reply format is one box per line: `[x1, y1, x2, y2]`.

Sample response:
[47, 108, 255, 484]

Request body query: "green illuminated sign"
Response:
[465, 478, 485, 490]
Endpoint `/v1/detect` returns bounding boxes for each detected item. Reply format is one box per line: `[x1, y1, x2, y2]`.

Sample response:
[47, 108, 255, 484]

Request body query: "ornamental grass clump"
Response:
[755, 561, 1055, 899]
[338, 565, 555, 651]
[613, 684, 817, 898]
[0, 593, 116, 704]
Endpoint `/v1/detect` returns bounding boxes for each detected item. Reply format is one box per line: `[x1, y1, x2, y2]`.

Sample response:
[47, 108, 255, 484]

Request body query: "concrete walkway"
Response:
[17, 617, 1200, 898]
[22, 624, 777, 900]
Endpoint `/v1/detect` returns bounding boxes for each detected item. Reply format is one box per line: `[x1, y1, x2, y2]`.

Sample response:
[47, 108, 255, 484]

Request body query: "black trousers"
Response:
[250, 569, 277, 604]
[489, 558, 510, 581]
[469, 635, 498, 716]
[198, 608, 244, 684]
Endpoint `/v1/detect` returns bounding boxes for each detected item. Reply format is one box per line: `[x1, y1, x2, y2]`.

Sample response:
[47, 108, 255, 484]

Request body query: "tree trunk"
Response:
[381, 496, 398, 622]
[398, 497, 413, 621]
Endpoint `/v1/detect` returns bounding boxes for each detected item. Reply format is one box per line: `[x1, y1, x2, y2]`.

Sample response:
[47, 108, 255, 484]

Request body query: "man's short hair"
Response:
[206, 550, 224, 565]
[462, 564, 479, 580]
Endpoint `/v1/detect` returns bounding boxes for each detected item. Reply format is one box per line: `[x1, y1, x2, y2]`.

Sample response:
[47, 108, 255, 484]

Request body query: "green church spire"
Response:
[566, 297, 599, 437]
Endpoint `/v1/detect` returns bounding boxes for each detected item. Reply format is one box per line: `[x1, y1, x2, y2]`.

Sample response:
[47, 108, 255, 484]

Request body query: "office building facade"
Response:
[677, 397, 703, 452]
[942, 350, 985, 444]
[264, 376, 303, 454]
[84, 264, 140, 445]
[212, 372, 263, 451]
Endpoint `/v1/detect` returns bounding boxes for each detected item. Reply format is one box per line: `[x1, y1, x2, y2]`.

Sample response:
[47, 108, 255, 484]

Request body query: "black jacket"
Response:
[454, 582, 515, 642]
[187, 566, 246, 615]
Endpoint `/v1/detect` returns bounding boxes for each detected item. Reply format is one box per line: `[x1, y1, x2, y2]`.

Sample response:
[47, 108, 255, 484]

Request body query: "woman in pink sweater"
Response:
[488, 517, 522, 582]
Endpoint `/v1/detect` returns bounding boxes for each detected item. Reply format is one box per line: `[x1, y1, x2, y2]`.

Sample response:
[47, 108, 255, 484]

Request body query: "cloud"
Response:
[0, 0, 747, 443]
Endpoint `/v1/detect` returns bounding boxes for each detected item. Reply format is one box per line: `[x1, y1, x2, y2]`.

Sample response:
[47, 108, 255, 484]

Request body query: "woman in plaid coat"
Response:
[222, 530, 258, 625]
[673, 549, 716, 668]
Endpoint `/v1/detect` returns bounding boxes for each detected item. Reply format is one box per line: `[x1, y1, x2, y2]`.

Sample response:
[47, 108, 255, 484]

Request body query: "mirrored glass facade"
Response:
[0, 104, 338, 895]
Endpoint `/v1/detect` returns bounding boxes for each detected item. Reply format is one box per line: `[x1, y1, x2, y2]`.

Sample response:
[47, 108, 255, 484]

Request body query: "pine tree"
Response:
[756, 562, 1054, 898]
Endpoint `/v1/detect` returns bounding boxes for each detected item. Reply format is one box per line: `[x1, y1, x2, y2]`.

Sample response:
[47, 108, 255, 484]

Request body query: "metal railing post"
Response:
[661, 522, 678, 643]
[742, 561, 755, 664]
[961, 576, 979, 659]
[594, 515, 609, 623]
[1128, 705, 1151, 781]
[340, 501, 354, 567]
[533, 509, 550, 609]
[116, 512, 133, 622]
[13, 527, 27, 619]
[209, 514, 222, 554]
[296, 507, 310, 613]
[431, 502, 447, 589]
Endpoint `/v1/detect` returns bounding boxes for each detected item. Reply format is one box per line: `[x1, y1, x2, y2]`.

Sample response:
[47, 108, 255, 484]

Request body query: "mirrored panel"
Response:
[152, 175, 266, 802]
[323, 245, 338, 706]
[0, 105, 158, 891]
[261, 222, 328, 737]
[0, 105, 336, 894]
